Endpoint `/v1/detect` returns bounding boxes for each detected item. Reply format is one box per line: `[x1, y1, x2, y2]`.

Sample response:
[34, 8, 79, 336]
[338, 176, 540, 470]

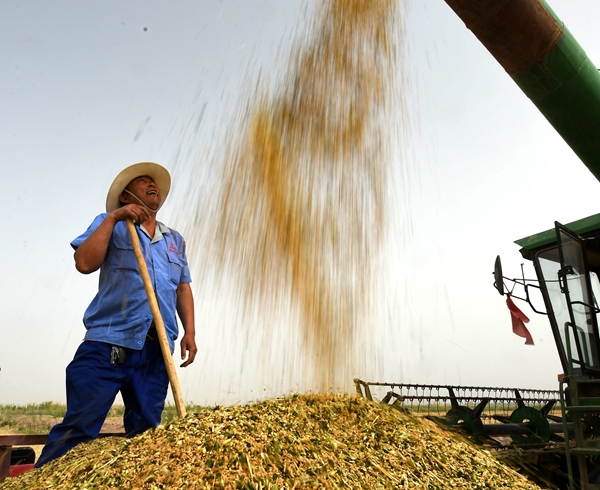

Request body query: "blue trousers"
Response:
[35, 339, 169, 467]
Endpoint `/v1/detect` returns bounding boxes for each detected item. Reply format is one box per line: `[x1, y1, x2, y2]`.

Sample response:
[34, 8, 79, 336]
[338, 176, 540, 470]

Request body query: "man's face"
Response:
[121, 175, 161, 209]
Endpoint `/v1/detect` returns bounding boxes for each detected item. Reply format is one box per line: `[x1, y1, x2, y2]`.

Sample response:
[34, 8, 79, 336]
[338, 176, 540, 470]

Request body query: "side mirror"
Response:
[494, 255, 505, 296]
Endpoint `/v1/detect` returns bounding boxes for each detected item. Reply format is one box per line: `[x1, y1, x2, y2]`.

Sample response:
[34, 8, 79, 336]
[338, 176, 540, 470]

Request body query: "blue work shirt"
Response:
[71, 214, 192, 352]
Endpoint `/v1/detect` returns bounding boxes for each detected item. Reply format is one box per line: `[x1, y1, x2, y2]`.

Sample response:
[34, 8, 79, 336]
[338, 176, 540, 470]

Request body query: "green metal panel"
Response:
[512, 25, 600, 181]
[444, 0, 600, 182]
[515, 213, 600, 250]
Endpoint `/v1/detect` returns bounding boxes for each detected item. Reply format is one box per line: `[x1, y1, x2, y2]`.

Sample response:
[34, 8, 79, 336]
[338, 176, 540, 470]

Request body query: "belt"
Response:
[146, 328, 158, 341]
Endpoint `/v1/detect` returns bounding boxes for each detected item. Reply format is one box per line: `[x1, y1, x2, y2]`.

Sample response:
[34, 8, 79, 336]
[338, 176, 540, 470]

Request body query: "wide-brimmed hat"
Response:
[106, 162, 171, 212]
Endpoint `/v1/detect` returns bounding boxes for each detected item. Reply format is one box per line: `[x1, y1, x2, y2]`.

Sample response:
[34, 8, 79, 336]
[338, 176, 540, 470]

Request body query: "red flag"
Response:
[506, 292, 534, 345]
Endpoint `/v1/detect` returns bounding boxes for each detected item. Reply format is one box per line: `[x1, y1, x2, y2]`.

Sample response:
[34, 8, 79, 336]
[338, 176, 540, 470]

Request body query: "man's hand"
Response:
[180, 333, 197, 367]
[176, 283, 196, 367]
[111, 203, 152, 224]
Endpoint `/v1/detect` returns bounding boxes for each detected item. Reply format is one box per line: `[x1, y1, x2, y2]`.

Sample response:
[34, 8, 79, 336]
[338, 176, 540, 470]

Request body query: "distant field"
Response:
[0, 403, 208, 435]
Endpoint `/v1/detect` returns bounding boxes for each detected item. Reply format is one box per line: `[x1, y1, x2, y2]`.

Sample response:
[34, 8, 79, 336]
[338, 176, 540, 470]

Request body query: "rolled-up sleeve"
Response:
[71, 214, 109, 250]
[179, 237, 192, 284]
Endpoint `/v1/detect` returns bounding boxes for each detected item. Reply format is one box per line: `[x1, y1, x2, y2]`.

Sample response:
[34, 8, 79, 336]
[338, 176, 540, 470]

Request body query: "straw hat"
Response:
[105, 162, 171, 212]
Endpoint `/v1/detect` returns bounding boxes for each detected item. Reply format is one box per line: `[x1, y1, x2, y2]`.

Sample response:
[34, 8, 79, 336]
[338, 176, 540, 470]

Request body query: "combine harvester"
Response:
[358, 0, 600, 488]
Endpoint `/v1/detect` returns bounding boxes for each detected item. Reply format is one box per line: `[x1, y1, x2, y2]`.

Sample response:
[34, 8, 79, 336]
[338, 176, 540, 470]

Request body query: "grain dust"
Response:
[179, 0, 405, 394]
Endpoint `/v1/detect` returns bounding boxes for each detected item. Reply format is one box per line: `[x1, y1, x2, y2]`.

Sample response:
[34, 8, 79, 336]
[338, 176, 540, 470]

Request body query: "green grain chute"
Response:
[444, 0, 600, 181]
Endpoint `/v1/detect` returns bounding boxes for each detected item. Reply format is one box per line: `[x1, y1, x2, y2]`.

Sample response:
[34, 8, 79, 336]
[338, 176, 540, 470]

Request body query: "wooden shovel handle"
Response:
[126, 219, 187, 418]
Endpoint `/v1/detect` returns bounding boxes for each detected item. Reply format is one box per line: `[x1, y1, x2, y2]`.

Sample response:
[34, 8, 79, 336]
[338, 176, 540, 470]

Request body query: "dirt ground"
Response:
[1, 416, 124, 462]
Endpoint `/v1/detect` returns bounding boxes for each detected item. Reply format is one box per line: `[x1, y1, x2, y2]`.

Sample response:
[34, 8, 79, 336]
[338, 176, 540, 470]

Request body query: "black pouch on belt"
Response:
[110, 345, 127, 365]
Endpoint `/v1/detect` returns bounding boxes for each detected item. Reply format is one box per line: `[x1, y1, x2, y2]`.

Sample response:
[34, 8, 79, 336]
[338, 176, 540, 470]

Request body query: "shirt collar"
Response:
[139, 221, 170, 243]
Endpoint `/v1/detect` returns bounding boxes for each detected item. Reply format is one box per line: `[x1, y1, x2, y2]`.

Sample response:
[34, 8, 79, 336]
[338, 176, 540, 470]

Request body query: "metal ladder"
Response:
[561, 375, 600, 489]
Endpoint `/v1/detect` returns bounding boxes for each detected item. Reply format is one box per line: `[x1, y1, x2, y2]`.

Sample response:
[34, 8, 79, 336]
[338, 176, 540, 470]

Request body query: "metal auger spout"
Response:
[443, 0, 600, 181]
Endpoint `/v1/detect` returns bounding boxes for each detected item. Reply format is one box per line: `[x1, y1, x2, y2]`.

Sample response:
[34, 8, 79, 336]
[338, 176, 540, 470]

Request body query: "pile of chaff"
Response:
[2, 394, 543, 489]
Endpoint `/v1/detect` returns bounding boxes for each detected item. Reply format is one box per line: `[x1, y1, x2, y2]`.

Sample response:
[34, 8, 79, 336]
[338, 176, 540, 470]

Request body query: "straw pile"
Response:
[3, 394, 543, 489]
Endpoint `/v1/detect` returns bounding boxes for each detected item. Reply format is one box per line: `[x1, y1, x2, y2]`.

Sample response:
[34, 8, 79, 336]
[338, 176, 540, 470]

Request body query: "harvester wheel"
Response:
[445, 406, 483, 435]
[509, 406, 551, 445]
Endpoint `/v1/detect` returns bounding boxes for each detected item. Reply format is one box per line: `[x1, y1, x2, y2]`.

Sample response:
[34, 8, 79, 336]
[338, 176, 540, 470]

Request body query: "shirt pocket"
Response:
[166, 251, 183, 285]
[111, 235, 138, 272]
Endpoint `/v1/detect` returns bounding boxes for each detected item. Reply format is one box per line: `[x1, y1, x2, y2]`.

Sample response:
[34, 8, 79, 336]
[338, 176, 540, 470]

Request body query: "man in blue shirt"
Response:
[36, 162, 197, 467]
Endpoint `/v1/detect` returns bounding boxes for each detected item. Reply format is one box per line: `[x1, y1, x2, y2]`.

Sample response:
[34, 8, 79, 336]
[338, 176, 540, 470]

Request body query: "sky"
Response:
[3, 0, 600, 407]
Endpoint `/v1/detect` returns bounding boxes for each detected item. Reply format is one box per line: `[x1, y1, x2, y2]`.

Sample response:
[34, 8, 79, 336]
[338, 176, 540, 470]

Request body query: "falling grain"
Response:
[181, 0, 405, 393]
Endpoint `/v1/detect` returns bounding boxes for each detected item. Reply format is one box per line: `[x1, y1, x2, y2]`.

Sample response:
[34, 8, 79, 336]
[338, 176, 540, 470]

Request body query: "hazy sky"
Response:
[3, 0, 600, 406]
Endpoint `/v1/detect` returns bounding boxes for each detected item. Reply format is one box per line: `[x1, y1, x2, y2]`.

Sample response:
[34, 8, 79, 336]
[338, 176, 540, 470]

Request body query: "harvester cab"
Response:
[498, 213, 600, 488]
[503, 215, 600, 379]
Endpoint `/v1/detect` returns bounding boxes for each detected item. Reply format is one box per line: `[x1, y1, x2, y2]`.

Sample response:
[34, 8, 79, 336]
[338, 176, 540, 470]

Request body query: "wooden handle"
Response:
[126, 219, 187, 418]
